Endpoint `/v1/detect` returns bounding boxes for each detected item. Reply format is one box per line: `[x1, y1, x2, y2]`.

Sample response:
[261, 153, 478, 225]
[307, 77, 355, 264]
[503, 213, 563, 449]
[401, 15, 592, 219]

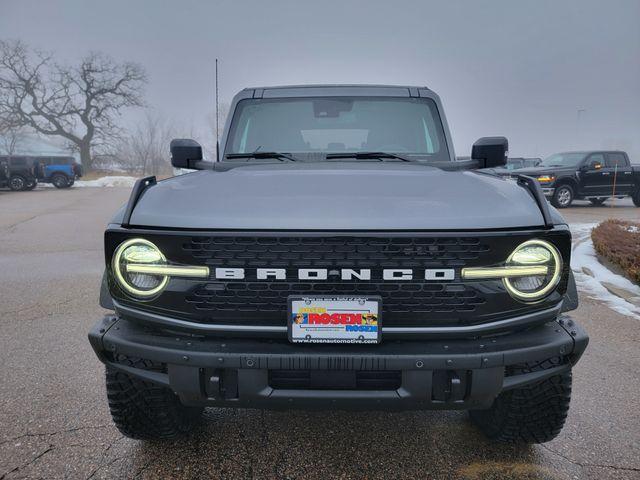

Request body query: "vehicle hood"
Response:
[123, 163, 550, 230]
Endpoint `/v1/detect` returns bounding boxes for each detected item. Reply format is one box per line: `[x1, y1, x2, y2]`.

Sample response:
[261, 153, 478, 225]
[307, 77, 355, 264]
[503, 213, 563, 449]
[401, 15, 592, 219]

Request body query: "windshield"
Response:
[224, 97, 450, 161]
[539, 153, 586, 167]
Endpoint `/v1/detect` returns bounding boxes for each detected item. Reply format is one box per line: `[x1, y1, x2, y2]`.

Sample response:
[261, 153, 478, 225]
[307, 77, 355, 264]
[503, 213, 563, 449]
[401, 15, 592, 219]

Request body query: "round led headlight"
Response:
[112, 238, 169, 298]
[503, 239, 562, 302]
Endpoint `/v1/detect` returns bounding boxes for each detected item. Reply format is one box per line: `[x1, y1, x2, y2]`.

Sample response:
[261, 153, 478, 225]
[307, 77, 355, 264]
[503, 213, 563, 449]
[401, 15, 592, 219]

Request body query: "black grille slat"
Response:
[182, 236, 489, 266]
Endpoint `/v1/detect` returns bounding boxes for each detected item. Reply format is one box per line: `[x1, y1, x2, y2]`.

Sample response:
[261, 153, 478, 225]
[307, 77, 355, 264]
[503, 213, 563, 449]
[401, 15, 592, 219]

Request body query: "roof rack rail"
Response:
[121, 176, 157, 228]
[516, 174, 553, 228]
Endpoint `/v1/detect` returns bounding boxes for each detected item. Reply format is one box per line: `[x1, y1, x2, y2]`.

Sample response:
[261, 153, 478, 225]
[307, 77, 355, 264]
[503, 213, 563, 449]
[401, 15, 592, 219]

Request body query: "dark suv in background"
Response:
[0, 155, 82, 190]
[0, 156, 37, 191]
[516, 151, 640, 208]
[0, 157, 9, 188]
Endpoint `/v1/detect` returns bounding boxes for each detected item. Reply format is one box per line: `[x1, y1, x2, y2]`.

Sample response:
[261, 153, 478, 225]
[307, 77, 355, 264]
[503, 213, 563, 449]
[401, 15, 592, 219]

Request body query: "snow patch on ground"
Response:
[74, 176, 138, 188]
[570, 223, 640, 319]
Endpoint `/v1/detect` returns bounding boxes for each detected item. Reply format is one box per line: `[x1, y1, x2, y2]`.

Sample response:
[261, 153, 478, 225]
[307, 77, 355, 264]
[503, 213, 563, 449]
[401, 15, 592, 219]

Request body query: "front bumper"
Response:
[89, 314, 588, 411]
[541, 187, 555, 197]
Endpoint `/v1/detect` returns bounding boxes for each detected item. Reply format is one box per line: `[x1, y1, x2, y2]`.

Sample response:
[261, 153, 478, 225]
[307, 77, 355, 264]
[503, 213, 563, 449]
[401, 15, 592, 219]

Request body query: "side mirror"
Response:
[170, 139, 203, 169]
[592, 161, 602, 170]
[471, 137, 508, 168]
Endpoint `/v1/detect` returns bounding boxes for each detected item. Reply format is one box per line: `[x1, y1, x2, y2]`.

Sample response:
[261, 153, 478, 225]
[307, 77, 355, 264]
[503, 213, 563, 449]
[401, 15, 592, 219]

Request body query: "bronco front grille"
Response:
[106, 231, 570, 330]
[179, 235, 489, 327]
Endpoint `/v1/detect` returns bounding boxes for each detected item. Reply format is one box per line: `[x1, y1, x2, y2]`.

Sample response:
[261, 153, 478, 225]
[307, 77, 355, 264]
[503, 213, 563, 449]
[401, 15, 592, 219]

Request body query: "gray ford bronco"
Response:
[90, 85, 588, 443]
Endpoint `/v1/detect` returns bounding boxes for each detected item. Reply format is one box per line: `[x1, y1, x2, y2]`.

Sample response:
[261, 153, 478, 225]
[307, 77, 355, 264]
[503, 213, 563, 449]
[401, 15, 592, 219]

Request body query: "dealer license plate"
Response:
[288, 296, 381, 344]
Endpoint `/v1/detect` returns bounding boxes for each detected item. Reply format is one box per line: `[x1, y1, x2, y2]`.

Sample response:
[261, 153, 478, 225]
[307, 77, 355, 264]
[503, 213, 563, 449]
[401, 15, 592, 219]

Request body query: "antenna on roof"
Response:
[215, 58, 219, 162]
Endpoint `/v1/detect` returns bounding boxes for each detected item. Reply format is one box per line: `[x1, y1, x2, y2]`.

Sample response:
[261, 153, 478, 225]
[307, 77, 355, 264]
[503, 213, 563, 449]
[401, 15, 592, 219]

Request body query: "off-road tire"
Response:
[551, 184, 574, 208]
[9, 175, 27, 191]
[589, 197, 606, 206]
[52, 174, 69, 188]
[469, 370, 572, 444]
[105, 360, 203, 440]
[633, 190, 640, 207]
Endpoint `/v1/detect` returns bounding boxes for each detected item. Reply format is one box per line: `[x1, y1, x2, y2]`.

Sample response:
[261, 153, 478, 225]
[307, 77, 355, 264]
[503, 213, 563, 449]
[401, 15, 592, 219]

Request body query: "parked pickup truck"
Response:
[514, 151, 640, 208]
[90, 84, 587, 444]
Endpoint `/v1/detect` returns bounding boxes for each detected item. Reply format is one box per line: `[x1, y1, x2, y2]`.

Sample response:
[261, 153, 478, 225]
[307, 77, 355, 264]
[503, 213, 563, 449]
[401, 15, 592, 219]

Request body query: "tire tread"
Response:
[470, 370, 572, 444]
[105, 358, 202, 440]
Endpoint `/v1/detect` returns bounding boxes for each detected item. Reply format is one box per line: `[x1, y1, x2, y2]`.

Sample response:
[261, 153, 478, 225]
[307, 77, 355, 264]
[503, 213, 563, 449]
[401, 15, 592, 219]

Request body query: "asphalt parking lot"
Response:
[0, 187, 639, 480]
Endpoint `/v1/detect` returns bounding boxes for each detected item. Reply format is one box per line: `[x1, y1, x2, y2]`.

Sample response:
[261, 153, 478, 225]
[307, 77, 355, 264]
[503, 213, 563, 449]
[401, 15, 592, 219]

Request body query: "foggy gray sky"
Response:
[1, 0, 639, 160]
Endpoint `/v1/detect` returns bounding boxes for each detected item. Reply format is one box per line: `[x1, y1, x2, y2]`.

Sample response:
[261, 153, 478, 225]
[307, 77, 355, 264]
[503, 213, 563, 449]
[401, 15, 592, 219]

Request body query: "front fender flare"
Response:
[561, 270, 579, 312]
[99, 269, 114, 310]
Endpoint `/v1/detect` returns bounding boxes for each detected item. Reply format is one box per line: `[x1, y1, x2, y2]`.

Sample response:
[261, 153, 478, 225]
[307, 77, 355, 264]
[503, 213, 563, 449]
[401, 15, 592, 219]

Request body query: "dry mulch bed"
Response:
[591, 219, 640, 285]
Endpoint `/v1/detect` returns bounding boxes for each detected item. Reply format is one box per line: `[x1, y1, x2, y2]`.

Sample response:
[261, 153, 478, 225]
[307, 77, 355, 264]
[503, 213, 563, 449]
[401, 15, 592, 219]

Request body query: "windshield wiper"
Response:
[225, 152, 298, 162]
[325, 151, 414, 162]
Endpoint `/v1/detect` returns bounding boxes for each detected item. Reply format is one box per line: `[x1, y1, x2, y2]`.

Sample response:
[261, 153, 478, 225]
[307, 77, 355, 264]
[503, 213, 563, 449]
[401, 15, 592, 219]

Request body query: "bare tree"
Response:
[108, 113, 175, 175]
[0, 39, 146, 170]
[0, 120, 26, 155]
[132, 114, 175, 175]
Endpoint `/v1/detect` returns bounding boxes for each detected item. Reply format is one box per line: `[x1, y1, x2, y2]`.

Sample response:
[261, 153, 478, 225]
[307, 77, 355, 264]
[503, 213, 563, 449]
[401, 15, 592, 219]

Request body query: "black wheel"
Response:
[9, 175, 27, 191]
[25, 181, 37, 191]
[551, 184, 574, 208]
[52, 174, 70, 188]
[470, 370, 572, 444]
[589, 198, 606, 206]
[105, 360, 203, 440]
[633, 190, 640, 207]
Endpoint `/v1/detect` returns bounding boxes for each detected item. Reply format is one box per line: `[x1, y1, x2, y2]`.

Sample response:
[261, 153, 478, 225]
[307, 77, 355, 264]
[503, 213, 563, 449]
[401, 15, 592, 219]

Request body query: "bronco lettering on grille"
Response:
[212, 268, 456, 281]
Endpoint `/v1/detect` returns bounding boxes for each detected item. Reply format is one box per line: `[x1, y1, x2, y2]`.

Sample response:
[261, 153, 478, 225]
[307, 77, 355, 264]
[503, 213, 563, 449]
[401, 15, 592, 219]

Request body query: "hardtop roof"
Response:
[240, 84, 434, 98]
[246, 84, 430, 91]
